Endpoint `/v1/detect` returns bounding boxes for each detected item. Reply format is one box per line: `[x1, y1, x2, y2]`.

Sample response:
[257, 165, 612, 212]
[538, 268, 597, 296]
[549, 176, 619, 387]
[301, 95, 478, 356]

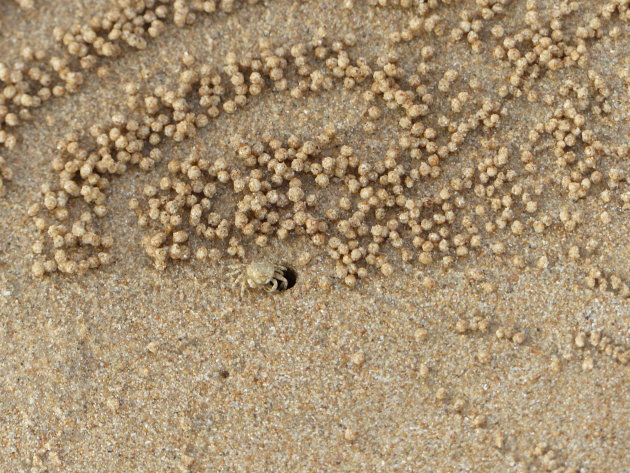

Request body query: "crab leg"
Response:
[275, 275, 288, 290]
[264, 279, 279, 292]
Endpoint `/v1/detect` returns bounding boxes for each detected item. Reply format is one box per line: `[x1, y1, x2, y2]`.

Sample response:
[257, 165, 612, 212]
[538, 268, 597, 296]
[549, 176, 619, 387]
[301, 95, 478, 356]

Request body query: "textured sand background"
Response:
[0, 1, 629, 472]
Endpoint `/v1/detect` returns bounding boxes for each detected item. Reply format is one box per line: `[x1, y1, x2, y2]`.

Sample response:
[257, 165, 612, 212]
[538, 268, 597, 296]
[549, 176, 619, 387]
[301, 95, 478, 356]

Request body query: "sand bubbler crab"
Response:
[229, 261, 296, 296]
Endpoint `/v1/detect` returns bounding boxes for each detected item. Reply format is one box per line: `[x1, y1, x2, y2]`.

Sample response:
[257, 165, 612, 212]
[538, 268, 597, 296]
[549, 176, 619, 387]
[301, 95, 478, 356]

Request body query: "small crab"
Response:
[229, 261, 289, 296]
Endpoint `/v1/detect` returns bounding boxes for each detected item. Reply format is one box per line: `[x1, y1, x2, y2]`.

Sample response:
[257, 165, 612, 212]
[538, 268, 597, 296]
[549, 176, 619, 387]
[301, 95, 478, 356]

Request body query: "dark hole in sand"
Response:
[278, 266, 297, 291]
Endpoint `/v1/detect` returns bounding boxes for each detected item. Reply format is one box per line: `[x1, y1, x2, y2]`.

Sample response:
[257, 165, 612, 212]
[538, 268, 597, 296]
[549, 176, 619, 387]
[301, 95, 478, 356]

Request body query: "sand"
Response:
[0, 1, 629, 472]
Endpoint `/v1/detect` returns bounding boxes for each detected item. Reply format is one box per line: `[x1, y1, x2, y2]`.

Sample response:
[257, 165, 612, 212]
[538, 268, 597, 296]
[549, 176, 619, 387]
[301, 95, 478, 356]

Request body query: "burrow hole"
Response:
[278, 266, 297, 291]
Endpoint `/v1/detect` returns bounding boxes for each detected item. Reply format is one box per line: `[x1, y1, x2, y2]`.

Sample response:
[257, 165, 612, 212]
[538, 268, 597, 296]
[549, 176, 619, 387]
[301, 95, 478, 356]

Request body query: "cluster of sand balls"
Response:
[526, 442, 583, 473]
[53, 0, 262, 61]
[133, 133, 350, 270]
[29, 176, 115, 277]
[28, 35, 369, 277]
[0, 156, 13, 197]
[53, 1, 170, 60]
[585, 267, 630, 299]
[24, 2, 629, 293]
[0, 46, 87, 151]
[131, 120, 561, 289]
[1, 1, 263, 153]
[574, 329, 629, 365]
[527, 83, 628, 203]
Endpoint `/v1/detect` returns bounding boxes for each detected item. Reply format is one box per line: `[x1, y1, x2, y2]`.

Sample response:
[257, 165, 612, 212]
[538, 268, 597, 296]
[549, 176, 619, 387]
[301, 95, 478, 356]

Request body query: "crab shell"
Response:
[245, 262, 288, 291]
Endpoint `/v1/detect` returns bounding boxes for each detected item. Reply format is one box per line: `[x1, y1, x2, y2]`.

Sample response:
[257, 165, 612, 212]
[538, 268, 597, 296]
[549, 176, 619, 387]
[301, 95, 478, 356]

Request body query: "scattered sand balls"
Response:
[0, 0, 271, 155]
[585, 267, 630, 299]
[495, 325, 527, 347]
[454, 313, 490, 335]
[528, 441, 583, 473]
[5, 3, 625, 306]
[29, 38, 398, 282]
[572, 329, 629, 365]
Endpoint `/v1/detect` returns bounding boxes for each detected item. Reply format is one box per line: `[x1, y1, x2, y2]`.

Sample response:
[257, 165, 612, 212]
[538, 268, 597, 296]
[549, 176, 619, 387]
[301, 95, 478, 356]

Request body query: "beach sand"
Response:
[0, 1, 628, 471]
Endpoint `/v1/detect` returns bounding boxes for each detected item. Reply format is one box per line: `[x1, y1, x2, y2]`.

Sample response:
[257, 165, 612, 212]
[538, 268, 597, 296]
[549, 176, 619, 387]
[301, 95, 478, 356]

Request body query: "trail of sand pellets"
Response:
[0, 2, 628, 472]
[18, 8, 628, 299]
